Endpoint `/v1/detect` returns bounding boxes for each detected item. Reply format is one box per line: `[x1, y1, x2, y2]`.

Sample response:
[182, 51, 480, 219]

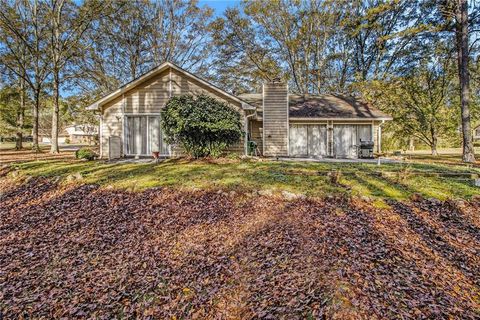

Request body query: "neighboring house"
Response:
[87, 62, 392, 159]
[474, 125, 480, 141]
[64, 124, 98, 144]
[39, 129, 69, 144]
[39, 124, 98, 145]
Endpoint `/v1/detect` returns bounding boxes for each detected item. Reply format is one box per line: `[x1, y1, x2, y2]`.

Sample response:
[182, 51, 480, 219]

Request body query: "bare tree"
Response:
[46, 0, 110, 153]
[0, 0, 50, 151]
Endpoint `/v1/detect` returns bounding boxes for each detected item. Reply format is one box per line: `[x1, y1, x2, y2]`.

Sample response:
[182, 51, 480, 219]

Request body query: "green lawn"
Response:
[4, 158, 480, 201]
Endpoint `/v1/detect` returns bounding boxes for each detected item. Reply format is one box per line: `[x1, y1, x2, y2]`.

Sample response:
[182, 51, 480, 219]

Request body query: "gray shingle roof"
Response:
[237, 93, 391, 119]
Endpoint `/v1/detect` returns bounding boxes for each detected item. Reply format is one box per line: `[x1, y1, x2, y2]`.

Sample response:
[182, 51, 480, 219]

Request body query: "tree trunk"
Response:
[431, 138, 438, 156]
[50, 72, 60, 153]
[408, 137, 415, 151]
[15, 78, 25, 150]
[32, 89, 40, 151]
[456, 0, 475, 163]
[431, 127, 438, 156]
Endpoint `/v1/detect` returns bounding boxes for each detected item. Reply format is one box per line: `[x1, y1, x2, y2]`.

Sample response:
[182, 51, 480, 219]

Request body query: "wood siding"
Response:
[101, 96, 123, 159]
[100, 67, 246, 158]
[123, 69, 170, 114]
[170, 69, 242, 112]
[249, 120, 263, 156]
[263, 83, 288, 156]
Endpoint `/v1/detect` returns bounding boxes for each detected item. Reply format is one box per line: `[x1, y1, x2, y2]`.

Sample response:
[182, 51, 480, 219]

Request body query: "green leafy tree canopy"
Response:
[161, 94, 242, 158]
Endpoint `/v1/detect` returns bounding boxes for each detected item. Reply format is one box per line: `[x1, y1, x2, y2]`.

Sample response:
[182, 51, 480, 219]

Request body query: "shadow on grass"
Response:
[2, 179, 479, 318]
[388, 200, 480, 286]
[6, 158, 480, 200]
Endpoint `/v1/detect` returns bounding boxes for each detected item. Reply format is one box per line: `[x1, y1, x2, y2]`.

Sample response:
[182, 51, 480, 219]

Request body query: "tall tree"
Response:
[0, 85, 31, 144]
[454, 0, 475, 162]
[45, 0, 109, 153]
[211, 0, 427, 94]
[0, 0, 50, 151]
[79, 0, 214, 96]
[361, 56, 457, 155]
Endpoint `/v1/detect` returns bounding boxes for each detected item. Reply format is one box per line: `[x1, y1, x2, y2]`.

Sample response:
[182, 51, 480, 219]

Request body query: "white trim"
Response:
[289, 117, 393, 121]
[286, 83, 290, 156]
[99, 115, 103, 159]
[122, 94, 126, 157]
[327, 120, 333, 157]
[331, 121, 379, 125]
[287, 121, 328, 125]
[87, 62, 255, 111]
[262, 84, 265, 156]
[371, 120, 375, 143]
[169, 67, 172, 98]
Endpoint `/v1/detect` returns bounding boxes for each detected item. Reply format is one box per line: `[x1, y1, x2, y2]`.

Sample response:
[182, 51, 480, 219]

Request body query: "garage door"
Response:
[289, 124, 327, 157]
[333, 124, 372, 158]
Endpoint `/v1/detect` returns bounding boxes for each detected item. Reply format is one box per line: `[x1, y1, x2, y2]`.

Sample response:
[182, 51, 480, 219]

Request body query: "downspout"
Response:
[98, 109, 103, 159]
[377, 120, 385, 154]
[244, 107, 256, 156]
[122, 93, 126, 158]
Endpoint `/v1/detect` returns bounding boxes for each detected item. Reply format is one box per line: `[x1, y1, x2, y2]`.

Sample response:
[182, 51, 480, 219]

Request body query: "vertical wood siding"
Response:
[101, 96, 123, 159]
[263, 83, 288, 156]
[100, 67, 246, 158]
[124, 69, 170, 113]
[249, 120, 263, 155]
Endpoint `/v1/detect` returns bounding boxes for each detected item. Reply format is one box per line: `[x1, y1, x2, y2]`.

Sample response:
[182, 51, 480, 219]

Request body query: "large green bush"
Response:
[75, 147, 97, 161]
[161, 94, 243, 158]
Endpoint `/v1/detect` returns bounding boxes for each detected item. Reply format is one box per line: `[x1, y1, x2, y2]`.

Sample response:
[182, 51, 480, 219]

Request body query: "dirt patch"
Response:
[1, 178, 479, 319]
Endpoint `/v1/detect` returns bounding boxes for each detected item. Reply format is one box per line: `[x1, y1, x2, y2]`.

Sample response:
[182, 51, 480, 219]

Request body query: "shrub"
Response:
[75, 147, 97, 161]
[161, 94, 243, 158]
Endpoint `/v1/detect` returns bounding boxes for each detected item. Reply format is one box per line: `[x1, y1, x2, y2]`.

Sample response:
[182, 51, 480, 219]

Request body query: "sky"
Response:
[198, 0, 240, 16]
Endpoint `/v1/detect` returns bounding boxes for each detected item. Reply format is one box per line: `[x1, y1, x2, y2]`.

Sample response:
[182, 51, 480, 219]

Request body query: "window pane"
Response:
[149, 116, 160, 153]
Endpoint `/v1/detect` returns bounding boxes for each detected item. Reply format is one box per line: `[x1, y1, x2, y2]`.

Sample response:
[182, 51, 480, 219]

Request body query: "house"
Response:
[39, 124, 98, 145]
[64, 124, 98, 144]
[474, 125, 480, 141]
[87, 62, 392, 159]
[39, 128, 69, 144]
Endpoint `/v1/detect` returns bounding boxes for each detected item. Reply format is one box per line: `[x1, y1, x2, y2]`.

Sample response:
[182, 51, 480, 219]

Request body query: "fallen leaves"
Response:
[0, 178, 479, 319]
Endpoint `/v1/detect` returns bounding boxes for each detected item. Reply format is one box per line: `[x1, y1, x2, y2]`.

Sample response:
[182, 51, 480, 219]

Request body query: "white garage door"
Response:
[334, 124, 372, 158]
[289, 125, 308, 156]
[289, 124, 327, 157]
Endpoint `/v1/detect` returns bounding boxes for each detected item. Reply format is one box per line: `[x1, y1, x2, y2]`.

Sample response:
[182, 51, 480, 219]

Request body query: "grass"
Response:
[391, 147, 480, 166]
[5, 157, 480, 201]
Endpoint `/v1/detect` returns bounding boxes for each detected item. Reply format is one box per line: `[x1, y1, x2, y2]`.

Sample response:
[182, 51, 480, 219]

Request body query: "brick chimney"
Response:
[263, 80, 288, 157]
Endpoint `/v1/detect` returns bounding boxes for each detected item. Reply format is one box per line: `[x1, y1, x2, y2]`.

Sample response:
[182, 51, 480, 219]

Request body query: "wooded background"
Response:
[0, 0, 479, 161]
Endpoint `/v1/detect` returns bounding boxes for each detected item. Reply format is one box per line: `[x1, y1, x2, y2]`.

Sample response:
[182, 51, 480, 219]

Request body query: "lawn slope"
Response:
[1, 177, 479, 318]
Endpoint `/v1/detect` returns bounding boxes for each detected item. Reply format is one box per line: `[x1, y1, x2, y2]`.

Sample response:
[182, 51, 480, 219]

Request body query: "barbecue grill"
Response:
[358, 140, 374, 158]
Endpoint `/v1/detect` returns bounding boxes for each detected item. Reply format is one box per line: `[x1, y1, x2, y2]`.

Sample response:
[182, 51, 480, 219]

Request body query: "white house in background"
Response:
[87, 62, 392, 160]
[474, 125, 480, 141]
[64, 124, 98, 144]
[40, 124, 98, 144]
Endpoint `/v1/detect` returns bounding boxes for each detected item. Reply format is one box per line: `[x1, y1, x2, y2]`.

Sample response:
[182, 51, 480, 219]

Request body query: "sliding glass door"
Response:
[125, 115, 170, 156]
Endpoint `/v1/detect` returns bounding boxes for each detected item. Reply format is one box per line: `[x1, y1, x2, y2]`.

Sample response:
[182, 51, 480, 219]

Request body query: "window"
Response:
[125, 115, 170, 156]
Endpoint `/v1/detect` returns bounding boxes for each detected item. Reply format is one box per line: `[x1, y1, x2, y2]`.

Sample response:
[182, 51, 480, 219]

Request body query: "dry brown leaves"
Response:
[0, 178, 479, 319]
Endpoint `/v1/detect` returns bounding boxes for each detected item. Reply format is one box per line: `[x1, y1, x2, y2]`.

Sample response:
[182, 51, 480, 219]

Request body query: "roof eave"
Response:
[288, 116, 393, 121]
[86, 61, 255, 112]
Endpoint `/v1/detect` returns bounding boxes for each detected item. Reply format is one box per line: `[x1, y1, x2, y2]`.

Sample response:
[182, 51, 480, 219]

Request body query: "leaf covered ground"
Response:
[1, 175, 479, 319]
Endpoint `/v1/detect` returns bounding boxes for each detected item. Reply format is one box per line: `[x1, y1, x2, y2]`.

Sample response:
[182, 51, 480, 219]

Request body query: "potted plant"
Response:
[152, 150, 160, 163]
